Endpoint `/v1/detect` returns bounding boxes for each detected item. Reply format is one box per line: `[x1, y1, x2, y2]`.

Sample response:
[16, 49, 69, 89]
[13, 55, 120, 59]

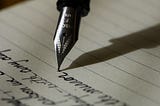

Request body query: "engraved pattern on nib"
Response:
[55, 33, 73, 71]
[56, 33, 72, 55]
[57, 38, 61, 54]
[62, 34, 71, 54]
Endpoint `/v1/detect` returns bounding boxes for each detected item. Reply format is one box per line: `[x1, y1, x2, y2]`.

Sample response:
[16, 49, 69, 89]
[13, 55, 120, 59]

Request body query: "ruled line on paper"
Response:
[121, 0, 160, 20]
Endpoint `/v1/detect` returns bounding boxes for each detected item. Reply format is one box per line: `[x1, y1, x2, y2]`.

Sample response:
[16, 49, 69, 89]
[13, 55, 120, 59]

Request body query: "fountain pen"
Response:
[54, 0, 90, 71]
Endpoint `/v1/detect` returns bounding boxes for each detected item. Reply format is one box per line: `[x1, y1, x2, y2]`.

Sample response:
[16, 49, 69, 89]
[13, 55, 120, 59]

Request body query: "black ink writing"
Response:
[0, 49, 31, 73]
[1, 97, 29, 106]
[6, 77, 23, 86]
[59, 72, 128, 106]
[20, 87, 56, 105]
[0, 70, 5, 75]
[59, 72, 101, 94]
[8, 60, 31, 73]
[0, 49, 12, 60]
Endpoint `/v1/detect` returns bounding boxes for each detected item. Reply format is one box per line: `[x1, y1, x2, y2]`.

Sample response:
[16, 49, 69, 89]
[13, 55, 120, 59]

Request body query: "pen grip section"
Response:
[57, 0, 90, 17]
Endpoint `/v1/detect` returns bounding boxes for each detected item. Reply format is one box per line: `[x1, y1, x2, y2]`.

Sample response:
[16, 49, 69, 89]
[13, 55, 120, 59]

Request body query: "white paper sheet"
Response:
[0, 0, 160, 106]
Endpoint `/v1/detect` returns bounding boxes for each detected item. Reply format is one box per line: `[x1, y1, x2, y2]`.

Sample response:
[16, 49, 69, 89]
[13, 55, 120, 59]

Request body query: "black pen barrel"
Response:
[57, 0, 90, 17]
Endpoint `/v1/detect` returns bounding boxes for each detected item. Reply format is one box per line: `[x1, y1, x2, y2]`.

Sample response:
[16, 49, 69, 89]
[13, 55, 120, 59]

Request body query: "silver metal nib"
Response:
[54, 7, 81, 71]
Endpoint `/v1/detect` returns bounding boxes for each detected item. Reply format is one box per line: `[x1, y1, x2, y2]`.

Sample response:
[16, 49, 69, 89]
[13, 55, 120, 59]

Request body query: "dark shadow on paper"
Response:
[64, 24, 160, 70]
[0, 0, 27, 10]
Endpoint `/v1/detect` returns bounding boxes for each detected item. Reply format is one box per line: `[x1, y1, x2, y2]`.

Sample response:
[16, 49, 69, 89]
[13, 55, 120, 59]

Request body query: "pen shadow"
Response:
[64, 24, 160, 70]
[0, 0, 27, 10]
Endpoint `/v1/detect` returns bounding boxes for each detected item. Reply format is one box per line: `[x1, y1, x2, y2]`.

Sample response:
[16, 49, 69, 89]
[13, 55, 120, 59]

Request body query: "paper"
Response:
[0, 0, 160, 106]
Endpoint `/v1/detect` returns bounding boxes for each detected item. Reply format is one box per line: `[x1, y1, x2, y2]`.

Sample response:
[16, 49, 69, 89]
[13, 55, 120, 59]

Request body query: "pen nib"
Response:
[54, 7, 81, 71]
[54, 32, 77, 71]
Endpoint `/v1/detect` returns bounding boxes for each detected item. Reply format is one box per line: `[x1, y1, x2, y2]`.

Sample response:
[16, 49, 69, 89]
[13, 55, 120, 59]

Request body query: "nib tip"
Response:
[58, 68, 60, 72]
[58, 65, 61, 71]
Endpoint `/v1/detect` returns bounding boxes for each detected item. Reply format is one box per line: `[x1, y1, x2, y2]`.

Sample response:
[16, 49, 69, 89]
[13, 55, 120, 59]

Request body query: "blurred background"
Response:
[0, 0, 26, 10]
